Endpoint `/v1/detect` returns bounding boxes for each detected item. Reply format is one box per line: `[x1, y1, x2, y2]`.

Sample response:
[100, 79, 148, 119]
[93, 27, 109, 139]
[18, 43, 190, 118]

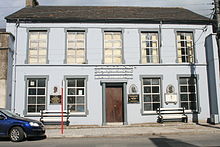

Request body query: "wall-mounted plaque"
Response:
[165, 94, 177, 104]
[128, 94, 139, 104]
[50, 95, 61, 104]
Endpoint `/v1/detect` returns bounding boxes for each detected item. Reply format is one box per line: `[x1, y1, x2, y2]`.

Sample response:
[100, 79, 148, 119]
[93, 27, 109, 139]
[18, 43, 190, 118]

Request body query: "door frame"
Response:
[101, 81, 128, 125]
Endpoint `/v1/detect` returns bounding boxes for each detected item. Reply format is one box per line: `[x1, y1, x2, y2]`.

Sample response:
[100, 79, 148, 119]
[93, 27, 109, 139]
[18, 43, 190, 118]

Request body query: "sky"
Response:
[0, 0, 214, 28]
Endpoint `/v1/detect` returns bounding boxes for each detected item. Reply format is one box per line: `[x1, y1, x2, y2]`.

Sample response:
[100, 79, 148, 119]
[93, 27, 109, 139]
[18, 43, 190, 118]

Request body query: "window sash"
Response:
[67, 31, 86, 64]
[141, 32, 159, 63]
[66, 78, 86, 113]
[177, 32, 194, 63]
[27, 78, 46, 113]
[28, 31, 47, 64]
[104, 32, 122, 64]
[179, 77, 197, 111]
[142, 78, 161, 112]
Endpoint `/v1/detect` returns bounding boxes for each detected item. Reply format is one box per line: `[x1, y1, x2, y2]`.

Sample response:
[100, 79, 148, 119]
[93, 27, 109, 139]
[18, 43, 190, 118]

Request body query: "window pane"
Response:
[152, 95, 160, 102]
[28, 105, 36, 112]
[77, 89, 84, 95]
[180, 86, 187, 92]
[67, 96, 75, 104]
[68, 80, 75, 87]
[77, 79, 84, 87]
[76, 105, 85, 112]
[153, 103, 160, 111]
[77, 96, 84, 103]
[144, 95, 151, 102]
[144, 87, 151, 93]
[143, 79, 151, 85]
[37, 89, 45, 95]
[38, 79, 45, 87]
[28, 80, 36, 87]
[68, 88, 76, 95]
[144, 103, 151, 111]
[37, 97, 45, 104]
[28, 96, 36, 104]
[152, 87, 159, 93]
[28, 89, 36, 95]
[181, 102, 188, 109]
[37, 105, 45, 112]
[180, 94, 188, 101]
[68, 105, 76, 112]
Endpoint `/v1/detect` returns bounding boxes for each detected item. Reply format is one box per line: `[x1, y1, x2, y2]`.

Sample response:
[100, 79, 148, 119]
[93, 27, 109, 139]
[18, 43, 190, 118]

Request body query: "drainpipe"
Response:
[11, 19, 19, 112]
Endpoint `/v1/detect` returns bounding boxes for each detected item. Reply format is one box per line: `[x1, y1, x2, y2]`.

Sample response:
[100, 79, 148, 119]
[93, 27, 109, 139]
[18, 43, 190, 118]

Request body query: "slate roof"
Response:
[5, 6, 210, 24]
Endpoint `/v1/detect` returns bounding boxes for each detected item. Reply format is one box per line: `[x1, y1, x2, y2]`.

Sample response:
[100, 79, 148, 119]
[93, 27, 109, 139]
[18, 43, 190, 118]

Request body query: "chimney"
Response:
[26, 0, 39, 7]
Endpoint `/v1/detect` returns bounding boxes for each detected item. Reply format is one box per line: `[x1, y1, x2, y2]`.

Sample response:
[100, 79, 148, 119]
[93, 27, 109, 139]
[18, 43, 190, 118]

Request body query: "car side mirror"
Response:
[0, 115, 6, 120]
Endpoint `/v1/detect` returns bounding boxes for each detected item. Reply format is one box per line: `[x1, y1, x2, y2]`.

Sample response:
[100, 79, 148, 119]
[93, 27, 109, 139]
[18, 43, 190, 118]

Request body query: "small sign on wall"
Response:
[165, 84, 177, 104]
[128, 94, 140, 104]
[50, 95, 61, 105]
[165, 94, 177, 104]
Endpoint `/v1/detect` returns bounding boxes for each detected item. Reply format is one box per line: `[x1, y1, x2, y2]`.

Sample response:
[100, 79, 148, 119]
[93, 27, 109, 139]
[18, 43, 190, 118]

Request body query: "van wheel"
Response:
[9, 127, 25, 142]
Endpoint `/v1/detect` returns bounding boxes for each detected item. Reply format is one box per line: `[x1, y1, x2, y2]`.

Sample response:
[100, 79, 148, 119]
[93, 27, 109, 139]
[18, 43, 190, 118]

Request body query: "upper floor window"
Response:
[66, 31, 86, 64]
[28, 30, 48, 64]
[141, 32, 159, 63]
[104, 31, 122, 64]
[176, 32, 194, 63]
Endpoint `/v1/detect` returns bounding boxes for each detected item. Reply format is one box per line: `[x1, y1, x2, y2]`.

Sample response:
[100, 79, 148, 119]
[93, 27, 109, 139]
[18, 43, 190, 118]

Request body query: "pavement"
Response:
[44, 122, 220, 138]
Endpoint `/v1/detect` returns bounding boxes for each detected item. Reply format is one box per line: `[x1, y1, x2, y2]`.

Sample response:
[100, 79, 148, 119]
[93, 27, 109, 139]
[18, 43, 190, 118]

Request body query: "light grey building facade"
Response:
[5, 0, 220, 125]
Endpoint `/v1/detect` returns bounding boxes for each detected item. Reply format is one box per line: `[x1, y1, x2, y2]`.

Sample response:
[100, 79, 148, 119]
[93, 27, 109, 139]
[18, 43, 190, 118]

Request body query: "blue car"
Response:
[0, 108, 45, 142]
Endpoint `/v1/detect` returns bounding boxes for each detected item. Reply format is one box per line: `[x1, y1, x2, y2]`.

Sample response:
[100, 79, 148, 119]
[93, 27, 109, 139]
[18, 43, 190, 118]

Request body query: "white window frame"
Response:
[103, 31, 123, 64]
[141, 77, 162, 114]
[27, 30, 48, 64]
[176, 32, 194, 63]
[66, 30, 86, 64]
[26, 78, 47, 115]
[179, 77, 198, 112]
[140, 32, 160, 64]
[65, 77, 87, 115]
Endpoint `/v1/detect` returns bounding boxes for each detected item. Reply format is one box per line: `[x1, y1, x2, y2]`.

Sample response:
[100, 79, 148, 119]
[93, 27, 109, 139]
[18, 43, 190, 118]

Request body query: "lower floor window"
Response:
[66, 78, 86, 113]
[27, 78, 46, 113]
[179, 77, 197, 111]
[142, 78, 161, 112]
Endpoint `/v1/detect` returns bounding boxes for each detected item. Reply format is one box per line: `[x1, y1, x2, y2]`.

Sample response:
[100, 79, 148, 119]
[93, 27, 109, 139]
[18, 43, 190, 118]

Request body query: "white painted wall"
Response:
[6, 22, 214, 125]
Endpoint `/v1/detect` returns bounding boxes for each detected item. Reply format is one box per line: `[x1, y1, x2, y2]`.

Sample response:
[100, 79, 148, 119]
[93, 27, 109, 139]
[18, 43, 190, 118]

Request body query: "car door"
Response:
[0, 112, 8, 136]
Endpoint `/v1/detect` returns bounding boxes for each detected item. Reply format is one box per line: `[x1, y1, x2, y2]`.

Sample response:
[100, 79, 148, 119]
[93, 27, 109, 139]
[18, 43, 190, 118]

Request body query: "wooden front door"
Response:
[106, 86, 123, 122]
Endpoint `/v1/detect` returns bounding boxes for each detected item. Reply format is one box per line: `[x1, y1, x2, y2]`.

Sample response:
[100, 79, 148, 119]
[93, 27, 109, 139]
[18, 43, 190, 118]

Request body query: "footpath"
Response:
[44, 122, 220, 138]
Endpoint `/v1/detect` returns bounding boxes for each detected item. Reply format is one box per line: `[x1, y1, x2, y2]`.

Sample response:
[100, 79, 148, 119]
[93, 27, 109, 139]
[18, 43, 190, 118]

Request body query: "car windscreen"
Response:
[1, 109, 20, 118]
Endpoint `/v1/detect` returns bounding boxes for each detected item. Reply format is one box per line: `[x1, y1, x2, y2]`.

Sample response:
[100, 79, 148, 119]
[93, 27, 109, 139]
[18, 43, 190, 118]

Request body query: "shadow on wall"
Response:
[149, 136, 198, 147]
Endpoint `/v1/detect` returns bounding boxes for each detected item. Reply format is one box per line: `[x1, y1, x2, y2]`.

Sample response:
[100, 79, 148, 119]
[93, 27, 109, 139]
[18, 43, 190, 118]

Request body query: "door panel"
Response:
[106, 86, 123, 122]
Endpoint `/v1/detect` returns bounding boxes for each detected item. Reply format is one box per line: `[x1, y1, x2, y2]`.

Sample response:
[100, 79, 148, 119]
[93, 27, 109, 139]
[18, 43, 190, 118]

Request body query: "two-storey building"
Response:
[5, 0, 220, 125]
